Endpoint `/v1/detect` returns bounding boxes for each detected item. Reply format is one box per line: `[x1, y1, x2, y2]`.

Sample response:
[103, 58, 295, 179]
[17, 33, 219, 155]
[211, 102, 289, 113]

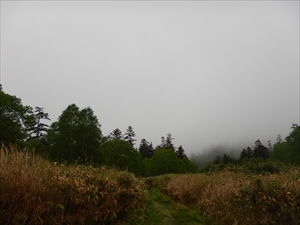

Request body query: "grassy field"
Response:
[145, 169, 300, 225]
[0, 145, 146, 224]
[119, 187, 205, 225]
[1, 145, 299, 225]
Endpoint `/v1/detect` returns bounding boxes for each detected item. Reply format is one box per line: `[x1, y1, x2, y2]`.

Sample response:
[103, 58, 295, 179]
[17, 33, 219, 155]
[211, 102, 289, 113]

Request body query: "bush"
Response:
[0, 145, 146, 224]
[155, 171, 300, 225]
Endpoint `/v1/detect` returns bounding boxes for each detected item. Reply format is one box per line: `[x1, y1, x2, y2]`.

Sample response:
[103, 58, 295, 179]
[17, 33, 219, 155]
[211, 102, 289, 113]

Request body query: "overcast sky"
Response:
[1, 1, 299, 155]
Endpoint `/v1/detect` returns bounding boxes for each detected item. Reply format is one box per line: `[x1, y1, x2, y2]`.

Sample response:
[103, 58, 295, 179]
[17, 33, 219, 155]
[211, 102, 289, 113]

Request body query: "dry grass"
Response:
[147, 169, 300, 225]
[0, 145, 146, 225]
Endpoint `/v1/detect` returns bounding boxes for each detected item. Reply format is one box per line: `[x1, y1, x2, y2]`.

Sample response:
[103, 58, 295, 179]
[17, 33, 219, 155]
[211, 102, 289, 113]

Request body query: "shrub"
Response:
[0, 145, 146, 224]
[151, 170, 300, 225]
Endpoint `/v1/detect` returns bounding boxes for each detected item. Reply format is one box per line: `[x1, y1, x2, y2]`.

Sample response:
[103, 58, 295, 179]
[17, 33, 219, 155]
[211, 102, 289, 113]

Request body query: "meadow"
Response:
[0, 145, 146, 224]
[1, 144, 299, 225]
[145, 169, 300, 225]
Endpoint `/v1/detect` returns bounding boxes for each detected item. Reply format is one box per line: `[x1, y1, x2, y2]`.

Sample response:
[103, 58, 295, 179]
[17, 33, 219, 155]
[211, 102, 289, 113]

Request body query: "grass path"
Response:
[120, 187, 205, 225]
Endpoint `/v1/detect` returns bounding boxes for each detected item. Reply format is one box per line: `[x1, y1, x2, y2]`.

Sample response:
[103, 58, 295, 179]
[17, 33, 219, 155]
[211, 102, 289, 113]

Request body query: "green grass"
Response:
[119, 187, 205, 225]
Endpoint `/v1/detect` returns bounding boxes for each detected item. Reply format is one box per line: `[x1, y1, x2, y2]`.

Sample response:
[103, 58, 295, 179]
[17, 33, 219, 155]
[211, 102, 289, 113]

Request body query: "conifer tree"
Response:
[176, 145, 186, 159]
[29, 107, 50, 139]
[139, 138, 153, 158]
[165, 133, 175, 150]
[124, 126, 136, 146]
[109, 128, 123, 140]
[253, 139, 269, 159]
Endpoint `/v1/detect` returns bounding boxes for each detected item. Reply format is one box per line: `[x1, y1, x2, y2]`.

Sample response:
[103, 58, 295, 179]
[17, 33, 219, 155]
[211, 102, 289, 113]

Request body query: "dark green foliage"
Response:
[148, 148, 185, 176]
[27, 107, 51, 154]
[270, 124, 300, 165]
[240, 149, 247, 160]
[159, 136, 166, 149]
[240, 147, 253, 160]
[165, 133, 175, 150]
[214, 155, 222, 164]
[145, 148, 198, 176]
[139, 138, 154, 158]
[276, 134, 282, 143]
[176, 145, 186, 159]
[47, 104, 103, 164]
[239, 140, 269, 162]
[210, 158, 286, 174]
[214, 154, 237, 165]
[100, 139, 143, 176]
[253, 139, 269, 160]
[222, 153, 237, 164]
[122, 187, 205, 225]
[29, 107, 50, 139]
[124, 126, 137, 146]
[239, 158, 281, 174]
[156, 133, 175, 151]
[0, 85, 35, 147]
[246, 146, 254, 158]
[108, 128, 124, 140]
[182, 158, 199, 173]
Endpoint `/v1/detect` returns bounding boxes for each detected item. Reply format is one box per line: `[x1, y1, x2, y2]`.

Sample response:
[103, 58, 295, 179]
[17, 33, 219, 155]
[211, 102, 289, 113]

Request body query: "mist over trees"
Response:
[1, 86, 299, 176]
[189, 143, 244, 171]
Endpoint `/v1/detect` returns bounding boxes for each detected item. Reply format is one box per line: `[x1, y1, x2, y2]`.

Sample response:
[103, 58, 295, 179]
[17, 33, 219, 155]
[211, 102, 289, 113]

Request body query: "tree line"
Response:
[208, 123, 300, 172]
[0, 85, 197, 176]
[1, 85, 299, 176]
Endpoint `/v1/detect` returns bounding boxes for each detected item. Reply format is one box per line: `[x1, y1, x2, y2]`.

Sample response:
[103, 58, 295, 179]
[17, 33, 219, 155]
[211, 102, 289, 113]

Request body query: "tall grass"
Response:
[0, 145, 146, 224]
[147, 169, 300, 225]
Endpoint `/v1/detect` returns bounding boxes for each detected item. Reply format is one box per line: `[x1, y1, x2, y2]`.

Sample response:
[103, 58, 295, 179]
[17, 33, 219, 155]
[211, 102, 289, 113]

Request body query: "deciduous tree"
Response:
[0, 85, 35, 146]
[47, 104, 103, 163]
[100, 139, 143, 176]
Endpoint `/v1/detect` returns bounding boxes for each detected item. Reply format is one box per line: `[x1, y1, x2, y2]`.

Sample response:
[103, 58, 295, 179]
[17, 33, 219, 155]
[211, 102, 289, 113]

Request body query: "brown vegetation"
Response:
[147, 169, 300, 225]
[0, 145, 146, 225]
[2, 143, 300, 225]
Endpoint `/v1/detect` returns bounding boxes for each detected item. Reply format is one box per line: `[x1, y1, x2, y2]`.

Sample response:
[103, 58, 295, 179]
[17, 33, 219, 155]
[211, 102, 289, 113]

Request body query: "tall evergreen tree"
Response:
[176, 145, 186, 159]
[291, 123, 298, 130]
[165, 133, 175, 150]
[276, 134, 282, 143]
[160, 136, 166, 148]
[29, 107, 50, 139]
[124, 126, 136, 146]
[149, 142, 154, 156]
[222, 154, 236, 164]
[109, 128, 123, 140]
[246, 146, 253, 158]
[240, 148, 247, 160]
[240, 146, 254, 160]
[253, 139, 269, 160]
[268, 140, 272, 152]
[139, 139, 154, 158]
